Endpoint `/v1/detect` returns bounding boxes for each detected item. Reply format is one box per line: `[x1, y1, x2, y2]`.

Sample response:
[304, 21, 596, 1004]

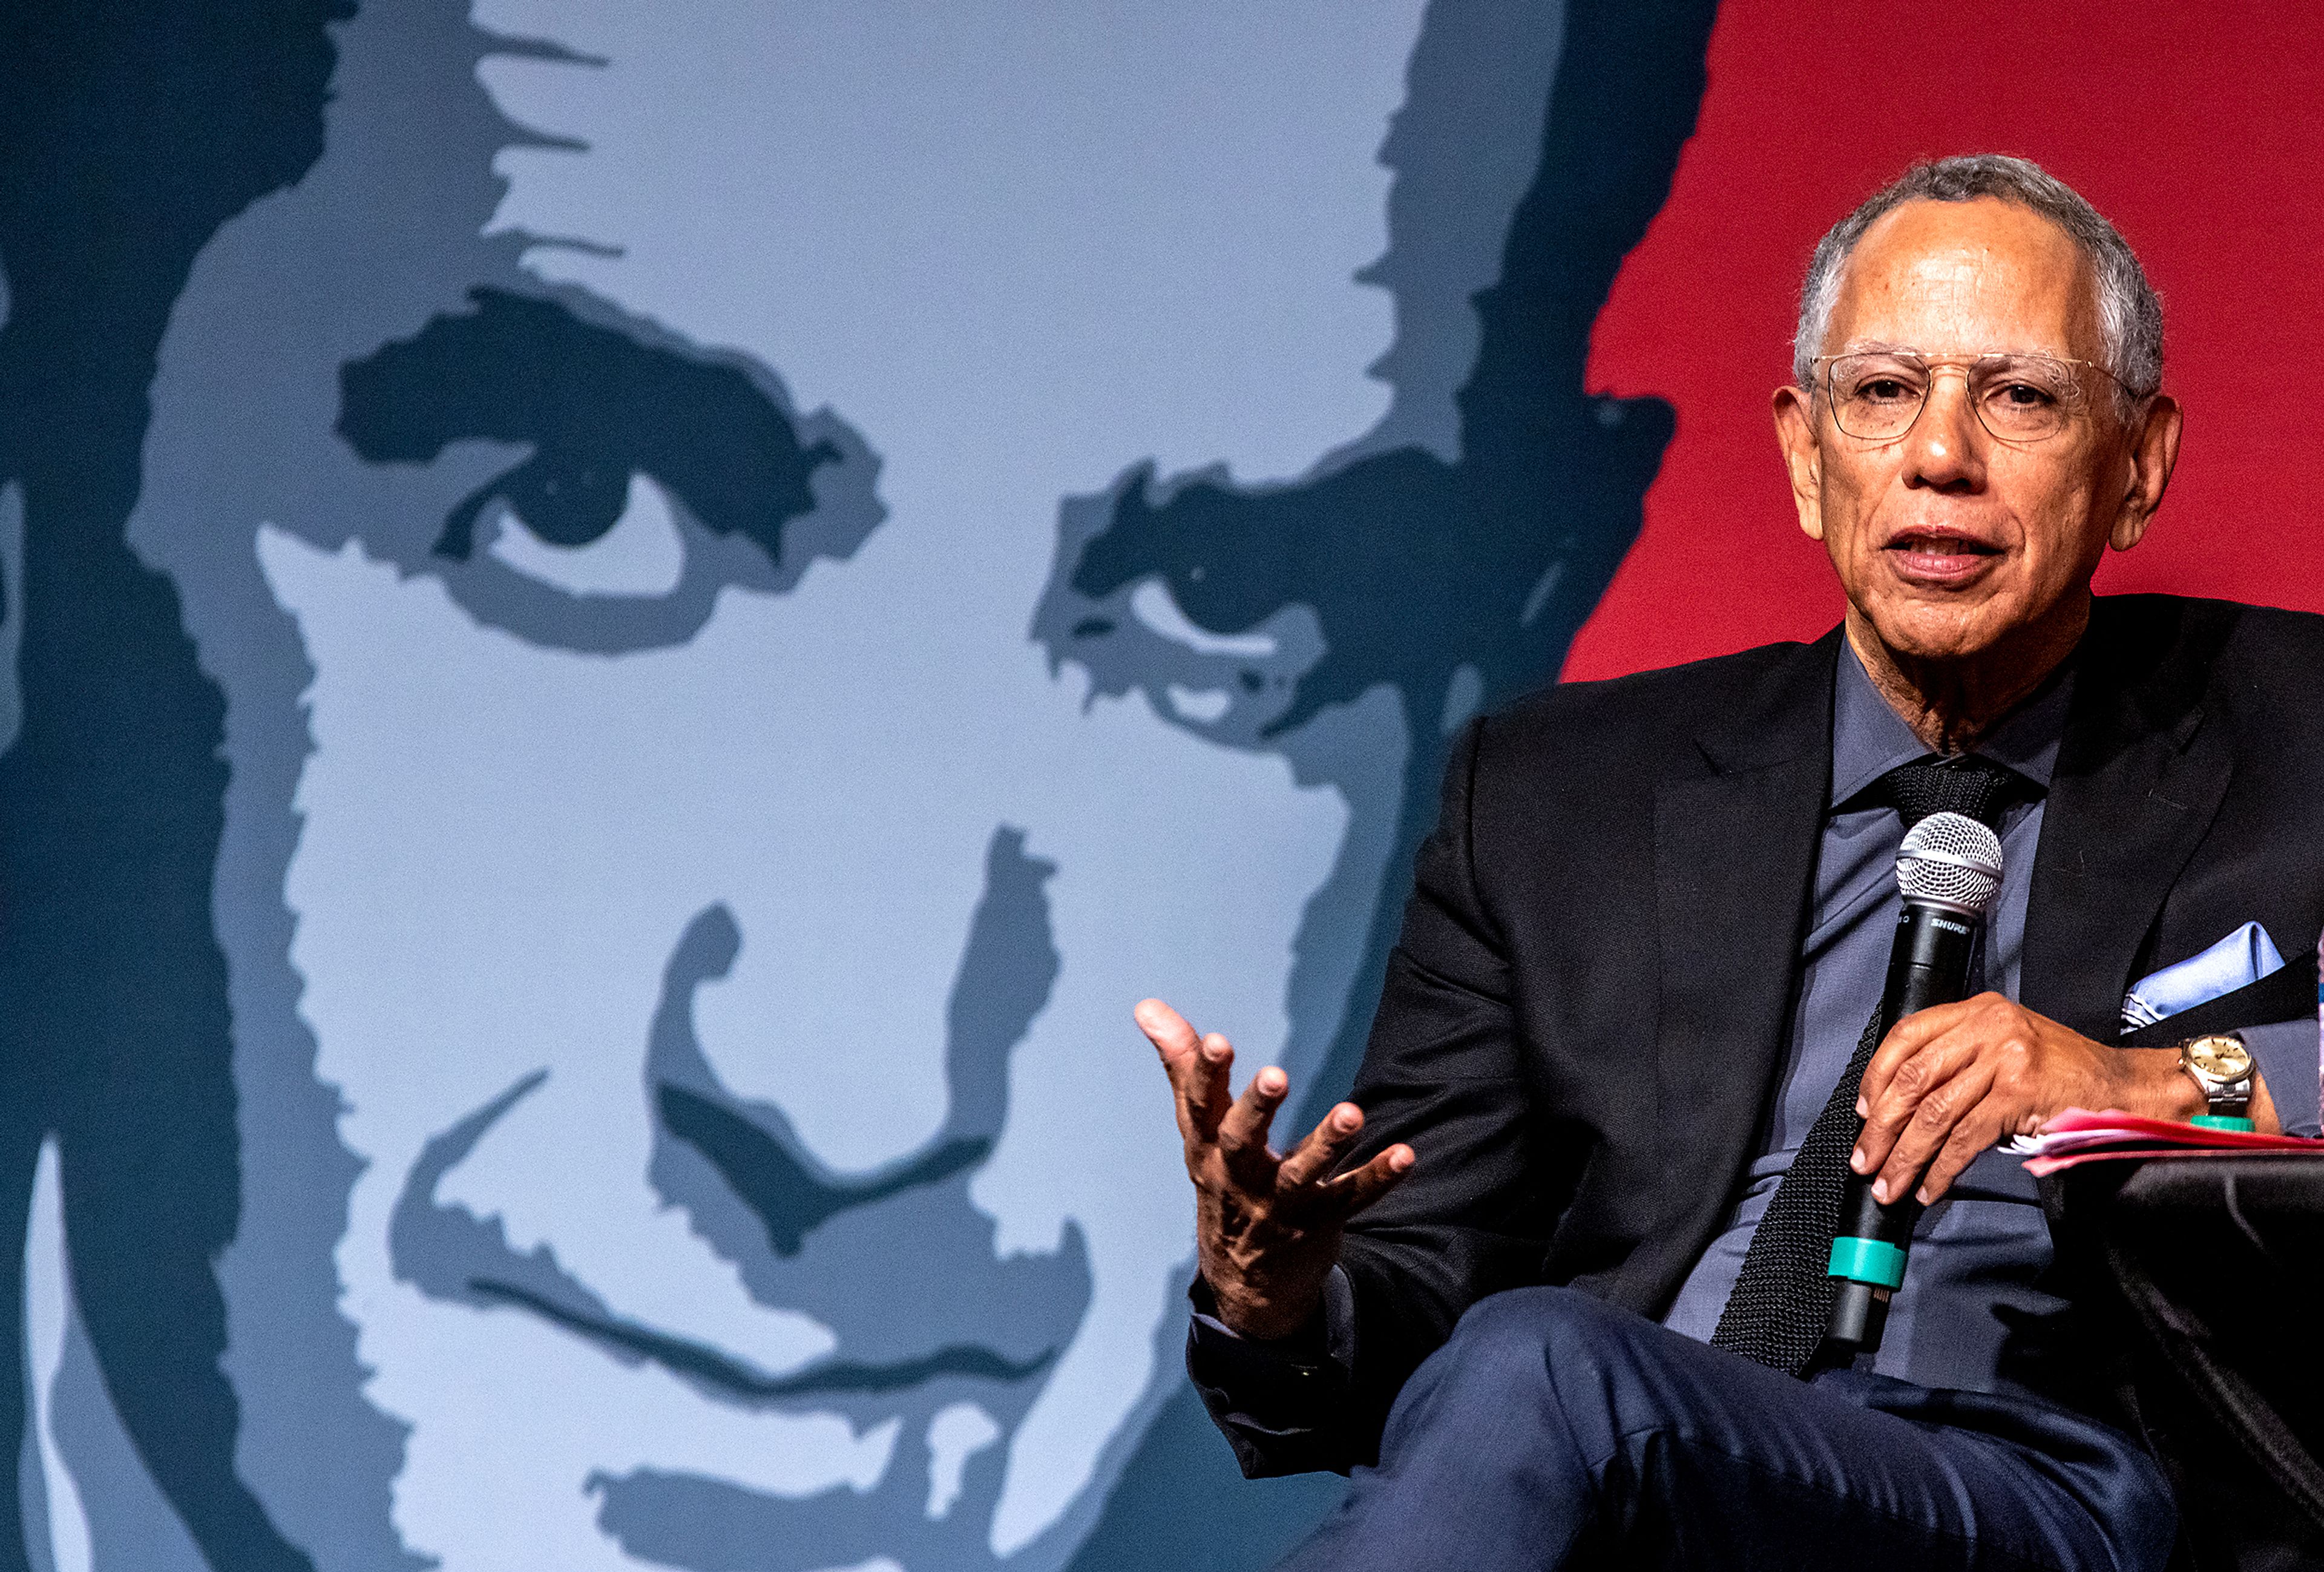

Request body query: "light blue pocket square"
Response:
[2120, 921, 2286, 1030]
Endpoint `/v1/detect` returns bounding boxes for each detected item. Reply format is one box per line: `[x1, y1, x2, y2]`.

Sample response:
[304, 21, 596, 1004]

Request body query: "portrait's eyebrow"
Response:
[336, 287, 837, 566]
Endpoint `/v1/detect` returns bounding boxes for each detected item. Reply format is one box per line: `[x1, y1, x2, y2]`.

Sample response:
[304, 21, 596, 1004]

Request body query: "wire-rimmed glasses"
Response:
[1811, 350, 2140, 444]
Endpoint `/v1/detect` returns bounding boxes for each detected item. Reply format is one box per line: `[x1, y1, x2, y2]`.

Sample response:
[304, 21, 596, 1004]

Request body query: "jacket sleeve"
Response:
[2238, 1019, 2319, 1136]
[1187, 716, 1557, 1475]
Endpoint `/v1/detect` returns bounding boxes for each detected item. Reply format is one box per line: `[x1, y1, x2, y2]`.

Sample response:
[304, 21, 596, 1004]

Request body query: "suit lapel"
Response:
[2022, 600, 2232, 1039]
[1633, 631, 1839, 1304]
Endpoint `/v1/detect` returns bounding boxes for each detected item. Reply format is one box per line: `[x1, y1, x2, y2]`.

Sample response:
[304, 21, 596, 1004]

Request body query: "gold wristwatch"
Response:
[2176, 1031, 2256, 1131]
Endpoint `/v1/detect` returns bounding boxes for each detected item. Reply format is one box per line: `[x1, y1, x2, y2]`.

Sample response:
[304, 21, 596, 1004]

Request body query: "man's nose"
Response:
[1902, 371, 1987, 493]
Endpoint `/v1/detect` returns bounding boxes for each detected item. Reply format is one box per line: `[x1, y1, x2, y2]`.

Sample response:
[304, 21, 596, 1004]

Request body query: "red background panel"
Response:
[1567, 0, 2324, 681]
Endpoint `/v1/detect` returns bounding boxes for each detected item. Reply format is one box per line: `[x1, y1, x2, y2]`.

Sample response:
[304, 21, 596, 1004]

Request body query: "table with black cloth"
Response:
[2041, 1154, 2324, 1571]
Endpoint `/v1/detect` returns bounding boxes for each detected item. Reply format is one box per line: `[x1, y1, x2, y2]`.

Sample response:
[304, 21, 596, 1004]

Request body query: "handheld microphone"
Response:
[1814, 810, 2004, 1372]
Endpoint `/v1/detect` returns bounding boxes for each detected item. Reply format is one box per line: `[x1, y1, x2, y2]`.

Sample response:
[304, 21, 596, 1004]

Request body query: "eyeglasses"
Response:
[1811, 350, 2144, 444]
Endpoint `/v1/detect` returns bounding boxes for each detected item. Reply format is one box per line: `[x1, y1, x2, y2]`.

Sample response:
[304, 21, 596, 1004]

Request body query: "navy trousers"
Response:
[1275, 1287, 2176, 1571]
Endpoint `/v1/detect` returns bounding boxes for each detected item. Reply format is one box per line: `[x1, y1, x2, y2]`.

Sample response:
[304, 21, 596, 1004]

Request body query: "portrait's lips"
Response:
[390, 1067, 1075, 1427]
[1882, 525, 2006, 588]
[471, 1274, 1058, 1409]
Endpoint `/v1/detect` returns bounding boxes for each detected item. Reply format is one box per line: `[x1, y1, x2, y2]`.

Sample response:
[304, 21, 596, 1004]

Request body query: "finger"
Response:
[1135, 997, 1201, 1090]
[1852, 1039, 1961, 1177]
[1135, 999, 1232, 1143]
[1872, 1058, 1995, 1205]
[1321, 1144, 1415, 1217]
[1135, 996, 1197, 1059]
[1187, 1033, 1236, 1141]
[1215, 1065, 1290, 1186]
[1914, 1098, 2006, 1205]
[1276, 1102, 1365, 1192]
[1856, 995, 1989, 1115]
[1853, 1015, 1989, 1176]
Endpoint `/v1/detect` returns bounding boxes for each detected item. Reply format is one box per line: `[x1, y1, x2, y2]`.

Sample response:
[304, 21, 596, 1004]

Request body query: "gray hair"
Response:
[1793, 154, 2162, 418]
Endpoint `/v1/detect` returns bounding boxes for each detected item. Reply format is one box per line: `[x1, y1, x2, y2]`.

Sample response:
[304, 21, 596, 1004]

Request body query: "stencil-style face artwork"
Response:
[124, 3, 1440, 1568]
[49, 0, 1683, 1564]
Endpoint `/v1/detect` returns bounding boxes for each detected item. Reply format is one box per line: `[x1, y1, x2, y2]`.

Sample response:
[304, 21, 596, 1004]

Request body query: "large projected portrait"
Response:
[0, 1, 1707, 1570]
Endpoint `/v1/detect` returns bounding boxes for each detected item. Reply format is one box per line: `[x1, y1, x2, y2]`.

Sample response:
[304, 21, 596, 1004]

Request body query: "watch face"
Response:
[2187, 1035, 2255, 1080]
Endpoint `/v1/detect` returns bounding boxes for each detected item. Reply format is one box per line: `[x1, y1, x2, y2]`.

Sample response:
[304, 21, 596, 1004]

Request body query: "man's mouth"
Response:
[1884, 528, 2003, 584]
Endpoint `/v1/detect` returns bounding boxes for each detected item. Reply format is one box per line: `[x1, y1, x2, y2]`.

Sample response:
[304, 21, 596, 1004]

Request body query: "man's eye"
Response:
[1854, 378, 1918, 404]
[1989, 381, 2057, 408]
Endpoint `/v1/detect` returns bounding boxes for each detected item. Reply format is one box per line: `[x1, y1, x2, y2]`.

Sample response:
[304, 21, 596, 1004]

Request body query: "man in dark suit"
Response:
[1140, 154, 2324, 1570]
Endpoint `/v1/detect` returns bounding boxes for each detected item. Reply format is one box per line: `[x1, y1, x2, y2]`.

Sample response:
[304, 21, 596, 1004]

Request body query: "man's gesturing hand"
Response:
[1138, 998, 1413, 1341]
[1850, 992, 2229, 1207]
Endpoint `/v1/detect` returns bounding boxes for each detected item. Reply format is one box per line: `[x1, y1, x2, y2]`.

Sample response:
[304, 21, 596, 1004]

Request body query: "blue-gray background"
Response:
[0, 1, 1714, 1568]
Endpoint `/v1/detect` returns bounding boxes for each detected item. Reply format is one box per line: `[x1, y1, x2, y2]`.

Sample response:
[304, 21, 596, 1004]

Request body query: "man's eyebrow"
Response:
[1831, 339, 2075, 358]
[336, 287, 835, 566]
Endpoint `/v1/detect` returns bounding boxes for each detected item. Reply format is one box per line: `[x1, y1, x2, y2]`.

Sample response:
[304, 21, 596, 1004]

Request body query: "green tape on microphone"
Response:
[1825, 1236, 1907, 1289]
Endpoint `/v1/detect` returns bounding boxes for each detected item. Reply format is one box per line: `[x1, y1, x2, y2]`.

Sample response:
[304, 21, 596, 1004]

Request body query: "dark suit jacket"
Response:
[1198, 594, 2324, 1478]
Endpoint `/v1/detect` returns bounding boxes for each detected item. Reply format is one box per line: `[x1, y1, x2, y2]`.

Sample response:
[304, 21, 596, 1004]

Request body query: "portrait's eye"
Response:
[480, 464, 689, 599]
[479, 451, 632, 548]
[337, 288, 836, 593]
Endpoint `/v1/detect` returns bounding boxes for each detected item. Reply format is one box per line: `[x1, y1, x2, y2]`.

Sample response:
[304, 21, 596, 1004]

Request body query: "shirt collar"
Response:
[1828, 636, 2074, 809]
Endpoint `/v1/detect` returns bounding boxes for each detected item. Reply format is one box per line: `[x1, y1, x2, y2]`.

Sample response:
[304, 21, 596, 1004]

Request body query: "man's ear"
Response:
[1772, 385, 1825, 541]
[2110, 393, 2183, 553]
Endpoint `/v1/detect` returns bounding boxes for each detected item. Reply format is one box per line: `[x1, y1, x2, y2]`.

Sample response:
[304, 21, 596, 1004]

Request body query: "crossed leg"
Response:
[1275, 1286, 2174, 1572]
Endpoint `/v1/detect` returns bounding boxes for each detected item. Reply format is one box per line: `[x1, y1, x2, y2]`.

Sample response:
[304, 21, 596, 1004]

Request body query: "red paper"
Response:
[2016, 1107, 2324, 1176]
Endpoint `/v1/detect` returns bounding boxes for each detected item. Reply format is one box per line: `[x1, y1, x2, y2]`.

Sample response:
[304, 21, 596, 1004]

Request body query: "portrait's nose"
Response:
[658, 823, 1054, 1192]
[640, 903, 991, 1254]
[678, 827, 1016, 1177]
[1902, 372, 1987, 494]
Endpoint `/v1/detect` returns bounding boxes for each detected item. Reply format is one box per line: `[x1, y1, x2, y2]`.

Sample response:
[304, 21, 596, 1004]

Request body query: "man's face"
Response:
[1784, 197, 2145, 666]
[119, 2, 1431, 1568]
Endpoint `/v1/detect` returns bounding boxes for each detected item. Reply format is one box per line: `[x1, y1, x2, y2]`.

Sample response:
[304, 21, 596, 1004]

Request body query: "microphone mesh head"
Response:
[1896, 812, 2004, 914]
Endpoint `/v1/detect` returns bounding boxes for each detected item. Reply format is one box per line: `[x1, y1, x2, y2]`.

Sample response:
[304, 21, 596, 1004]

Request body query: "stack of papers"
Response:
[2011, 1108, 2324, 1177]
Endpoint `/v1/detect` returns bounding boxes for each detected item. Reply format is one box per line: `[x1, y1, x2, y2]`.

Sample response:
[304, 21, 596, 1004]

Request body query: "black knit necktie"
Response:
[1709, 755, 2026, 1375]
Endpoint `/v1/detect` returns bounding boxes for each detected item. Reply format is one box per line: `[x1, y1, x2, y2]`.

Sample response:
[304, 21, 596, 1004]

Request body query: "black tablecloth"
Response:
[2041, 1156, 2324, 1572]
